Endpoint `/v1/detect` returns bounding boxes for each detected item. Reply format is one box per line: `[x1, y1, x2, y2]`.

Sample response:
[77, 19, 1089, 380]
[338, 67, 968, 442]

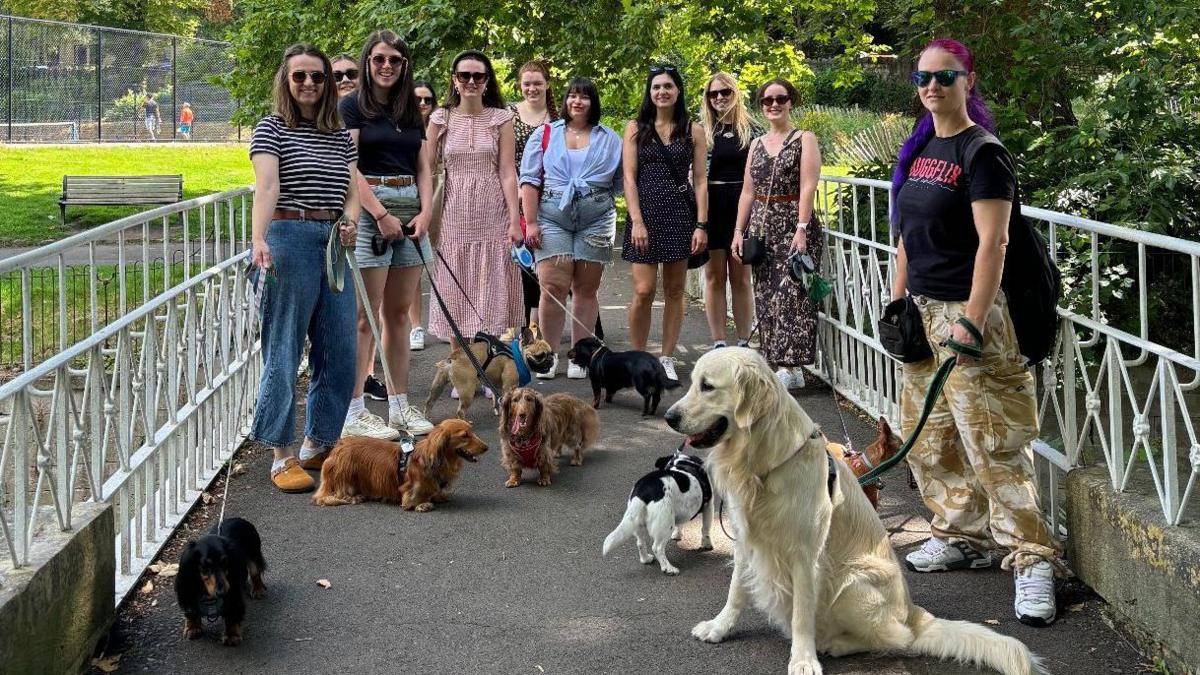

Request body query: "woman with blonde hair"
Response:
[700, 72, 756, 351]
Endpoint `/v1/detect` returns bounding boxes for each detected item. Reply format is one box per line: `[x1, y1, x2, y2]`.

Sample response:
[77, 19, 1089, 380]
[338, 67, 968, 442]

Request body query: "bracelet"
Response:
[695, 221, 708, 231]
[372, 210, 388, 222]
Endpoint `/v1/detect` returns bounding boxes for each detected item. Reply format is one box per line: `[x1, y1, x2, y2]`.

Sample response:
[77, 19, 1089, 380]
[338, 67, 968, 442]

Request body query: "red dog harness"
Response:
[510, 431, 542, 468]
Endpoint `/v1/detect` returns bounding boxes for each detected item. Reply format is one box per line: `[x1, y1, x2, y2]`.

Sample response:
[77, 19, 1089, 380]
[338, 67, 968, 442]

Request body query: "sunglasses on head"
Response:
[649, 64, 677, 75]
[707, 87, 734, 100]
[454, 71, 488, 84]
[332, 68, 358, 82]
[760, 94, 791, 107]
[911, 69, 968, 87]
[416, 96, 435, 105]
[290, 70, 326, 85]
[370, 54, 406, 68]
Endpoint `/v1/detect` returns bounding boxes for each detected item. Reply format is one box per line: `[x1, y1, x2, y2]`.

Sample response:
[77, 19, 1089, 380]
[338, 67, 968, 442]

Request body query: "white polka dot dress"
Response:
[623, 134, 696, 264]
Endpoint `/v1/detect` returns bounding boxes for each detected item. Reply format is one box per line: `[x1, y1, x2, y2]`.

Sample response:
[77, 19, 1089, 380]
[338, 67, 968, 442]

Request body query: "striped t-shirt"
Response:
[249, 115, 358, 211]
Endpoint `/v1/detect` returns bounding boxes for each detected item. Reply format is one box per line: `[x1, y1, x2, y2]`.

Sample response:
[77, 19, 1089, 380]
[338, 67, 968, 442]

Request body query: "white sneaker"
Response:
[409, 326, 426, 351]
[660, 356, 679, 381]
[775, 367, 795, 390]
[390, 405, 434, 436]
[342, 409, 400, 440]
[1014, 560, 1057, 626]
[904, 537, 993, 573]
[566, 360, 587, 379]
[536, 353, 559, 380]
[791, 367, 806, 389]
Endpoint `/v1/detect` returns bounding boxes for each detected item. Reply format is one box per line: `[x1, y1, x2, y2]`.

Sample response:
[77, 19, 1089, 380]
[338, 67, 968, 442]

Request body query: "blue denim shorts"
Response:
[355, 182, 433, 268]
[535, 187, 616, 264]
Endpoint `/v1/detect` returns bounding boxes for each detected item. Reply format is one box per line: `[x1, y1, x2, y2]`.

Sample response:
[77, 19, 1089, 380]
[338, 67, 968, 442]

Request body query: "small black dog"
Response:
[175, 517, 266, 646]
[567, 337, 681, 416]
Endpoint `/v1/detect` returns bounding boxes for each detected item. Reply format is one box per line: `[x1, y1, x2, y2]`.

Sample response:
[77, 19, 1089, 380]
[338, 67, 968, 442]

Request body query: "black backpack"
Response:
[964, 132, 1062, 366]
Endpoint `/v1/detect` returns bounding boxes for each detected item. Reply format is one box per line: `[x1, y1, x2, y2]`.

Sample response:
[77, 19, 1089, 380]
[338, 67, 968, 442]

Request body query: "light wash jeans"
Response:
[249, 218, 356, 448]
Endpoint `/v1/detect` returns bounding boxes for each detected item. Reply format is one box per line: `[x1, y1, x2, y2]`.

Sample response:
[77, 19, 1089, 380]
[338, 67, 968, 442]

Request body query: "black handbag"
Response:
[878, 296, 933, 363]
[741, 130, 797, 268]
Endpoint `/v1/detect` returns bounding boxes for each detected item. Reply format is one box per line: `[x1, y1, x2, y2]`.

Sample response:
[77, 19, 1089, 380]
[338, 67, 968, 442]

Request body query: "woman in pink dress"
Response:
[425, 50, 523, 353]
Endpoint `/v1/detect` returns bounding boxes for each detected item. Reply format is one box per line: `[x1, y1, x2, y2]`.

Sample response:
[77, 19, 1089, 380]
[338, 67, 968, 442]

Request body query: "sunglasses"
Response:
[416, 96, 435, 105]
[332, 69, 358, 82]
[911, 69, 968, 87]
[370, 54, 407, 68]
[290, 70, 326, 85]
[707, 87, 734, 100]
[454, 71, 488, 84]
[760, 94, 791, 107]
[649, 64, 678, 75]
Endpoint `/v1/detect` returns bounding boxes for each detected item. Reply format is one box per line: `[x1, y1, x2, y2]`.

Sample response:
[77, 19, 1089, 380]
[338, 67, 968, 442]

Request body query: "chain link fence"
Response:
[0, 14, 241, 142]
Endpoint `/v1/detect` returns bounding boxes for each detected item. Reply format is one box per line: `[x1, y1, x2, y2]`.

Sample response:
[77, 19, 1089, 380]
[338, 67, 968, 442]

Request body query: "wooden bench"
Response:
[59, 175, 184, 225]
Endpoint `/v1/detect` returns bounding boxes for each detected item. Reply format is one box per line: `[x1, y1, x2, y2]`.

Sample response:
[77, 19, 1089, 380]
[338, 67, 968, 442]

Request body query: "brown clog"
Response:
[271, 457, 315, 493]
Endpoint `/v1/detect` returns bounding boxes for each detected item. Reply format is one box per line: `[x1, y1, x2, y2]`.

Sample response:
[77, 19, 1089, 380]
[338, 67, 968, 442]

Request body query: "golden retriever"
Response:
[313, 419, 488, 512]
[664, 347, 1043, 675]
[498, 387, 599, 487]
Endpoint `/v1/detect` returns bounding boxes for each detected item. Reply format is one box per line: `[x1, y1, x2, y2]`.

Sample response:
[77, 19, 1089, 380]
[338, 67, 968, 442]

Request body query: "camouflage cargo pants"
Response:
[900, 292, 1063, 571]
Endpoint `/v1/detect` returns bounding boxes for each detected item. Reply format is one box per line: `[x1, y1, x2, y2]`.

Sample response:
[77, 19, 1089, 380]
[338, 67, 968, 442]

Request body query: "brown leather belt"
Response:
[753, 193, 801, 203]
[364, 175, 415, 187]
[272, 208, 340, 221]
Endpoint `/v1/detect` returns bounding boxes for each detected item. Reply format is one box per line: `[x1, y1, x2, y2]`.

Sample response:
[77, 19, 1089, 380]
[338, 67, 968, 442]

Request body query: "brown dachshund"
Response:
[313, 419, 488, 512]
[499, 387, 599, 488]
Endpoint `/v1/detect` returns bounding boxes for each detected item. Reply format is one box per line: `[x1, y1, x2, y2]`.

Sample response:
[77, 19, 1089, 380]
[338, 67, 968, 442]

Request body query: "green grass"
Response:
[0, 144, 253, 246]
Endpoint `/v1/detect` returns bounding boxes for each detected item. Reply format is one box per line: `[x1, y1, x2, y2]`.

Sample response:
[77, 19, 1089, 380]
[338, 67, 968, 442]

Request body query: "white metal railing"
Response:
[0, 188, 260, 598]
[813, 174, 1200, 530]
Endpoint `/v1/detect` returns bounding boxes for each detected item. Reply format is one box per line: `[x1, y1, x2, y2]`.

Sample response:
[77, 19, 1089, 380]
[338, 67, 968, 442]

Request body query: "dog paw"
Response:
[251, 585, 267, 599]
[639, 554, 655, 564]
[504, 478, 520, 488]
[222, 632, 242, 647]
[691, 619, 730, 643]
[537, 477, 552, 486]
[183, 623, 203, 640]
[661, 564, 680, 575]
[787, 658, 823, 675]
[698, 538, 714, 551]
[671, 527, 682, 541]
[415, 503, 433, 512]
[570, 458, 582, 466]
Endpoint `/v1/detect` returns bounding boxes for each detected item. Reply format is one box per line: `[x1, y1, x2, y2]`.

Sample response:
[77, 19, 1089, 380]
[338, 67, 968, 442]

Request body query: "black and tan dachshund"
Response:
[175, 517, 266, 646]
[567, 337, 681, 416]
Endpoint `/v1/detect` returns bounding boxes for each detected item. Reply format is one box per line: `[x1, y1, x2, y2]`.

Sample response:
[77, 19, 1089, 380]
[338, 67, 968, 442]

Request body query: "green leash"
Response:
[856, 315, 983, 487]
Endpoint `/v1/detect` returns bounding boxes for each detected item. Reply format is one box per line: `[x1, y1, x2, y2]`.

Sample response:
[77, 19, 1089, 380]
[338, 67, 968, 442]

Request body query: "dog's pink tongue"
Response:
[510, 418, 522, 435]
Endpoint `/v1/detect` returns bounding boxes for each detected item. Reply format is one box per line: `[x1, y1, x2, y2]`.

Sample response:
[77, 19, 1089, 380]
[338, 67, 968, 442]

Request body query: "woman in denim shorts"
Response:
[336, 30, 435, 442]
[519, 78, 623, 379]
[248, 44, 359, 493]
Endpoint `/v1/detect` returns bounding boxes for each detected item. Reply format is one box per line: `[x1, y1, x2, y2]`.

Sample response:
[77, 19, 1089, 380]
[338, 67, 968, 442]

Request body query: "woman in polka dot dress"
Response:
[621, 64, 708, 381]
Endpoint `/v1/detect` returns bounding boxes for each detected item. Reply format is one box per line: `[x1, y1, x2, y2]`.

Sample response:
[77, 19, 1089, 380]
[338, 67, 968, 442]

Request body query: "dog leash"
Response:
[514, 261, 606, 346]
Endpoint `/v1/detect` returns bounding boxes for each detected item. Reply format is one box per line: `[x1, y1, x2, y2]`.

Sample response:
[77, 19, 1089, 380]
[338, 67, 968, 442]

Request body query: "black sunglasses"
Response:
[371, 54, 407, 68]
[707, 87, 734, 100]
[290, 70, 326, 85]
[332, 69, 358, 82]
[649, 64, 678, 75]
[416, 96, 435, 105]
[454, 71, 488, 84]
[760, 94, 791, 107]
[911, 69, 968, 87]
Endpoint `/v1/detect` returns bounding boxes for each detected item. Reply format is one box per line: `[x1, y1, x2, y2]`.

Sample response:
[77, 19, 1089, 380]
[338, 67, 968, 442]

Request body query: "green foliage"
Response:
[6, 0, 210, 36]
[812, 67, 914, 113]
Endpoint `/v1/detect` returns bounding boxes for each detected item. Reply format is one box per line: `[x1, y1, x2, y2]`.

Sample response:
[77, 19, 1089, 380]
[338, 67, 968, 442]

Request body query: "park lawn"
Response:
[0, 144, 253, 246]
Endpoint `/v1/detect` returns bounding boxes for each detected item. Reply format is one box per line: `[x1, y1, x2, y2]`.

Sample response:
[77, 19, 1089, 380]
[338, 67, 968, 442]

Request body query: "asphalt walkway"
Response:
[90, 261, 1146, 675]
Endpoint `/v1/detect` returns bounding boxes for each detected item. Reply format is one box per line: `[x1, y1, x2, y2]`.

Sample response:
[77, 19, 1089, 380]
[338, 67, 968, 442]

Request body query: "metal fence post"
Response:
[171, 37, 177, 140]
[7, 16, 13, 142]
[96, 28, 102, 141]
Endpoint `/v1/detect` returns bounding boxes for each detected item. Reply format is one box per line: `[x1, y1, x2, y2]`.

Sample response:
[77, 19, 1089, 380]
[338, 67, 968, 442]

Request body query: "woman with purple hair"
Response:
[890, 39, 1064, 626]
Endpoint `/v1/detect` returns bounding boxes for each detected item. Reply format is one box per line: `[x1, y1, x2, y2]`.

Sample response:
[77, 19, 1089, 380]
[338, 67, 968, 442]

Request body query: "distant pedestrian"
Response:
[179, 102, 194, 140]
[143, 94, 161, 140]
[248, 43, 360, 494]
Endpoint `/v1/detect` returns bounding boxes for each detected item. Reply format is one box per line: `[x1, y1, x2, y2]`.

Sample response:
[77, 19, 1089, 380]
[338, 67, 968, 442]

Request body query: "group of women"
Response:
[246, 34, 1062, 627]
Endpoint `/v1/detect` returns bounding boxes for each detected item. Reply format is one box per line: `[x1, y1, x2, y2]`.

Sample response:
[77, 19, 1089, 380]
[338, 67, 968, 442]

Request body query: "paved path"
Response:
[91, 262, 1145, 674]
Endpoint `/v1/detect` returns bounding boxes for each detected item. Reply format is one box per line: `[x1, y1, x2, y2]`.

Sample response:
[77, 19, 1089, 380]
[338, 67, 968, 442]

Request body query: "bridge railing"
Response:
[814, 175, 1200, 531]
[0, 188, 260, 597]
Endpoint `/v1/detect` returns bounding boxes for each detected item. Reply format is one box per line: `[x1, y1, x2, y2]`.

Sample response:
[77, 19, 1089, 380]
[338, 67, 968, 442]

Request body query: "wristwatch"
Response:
[695, 221, 708, 231]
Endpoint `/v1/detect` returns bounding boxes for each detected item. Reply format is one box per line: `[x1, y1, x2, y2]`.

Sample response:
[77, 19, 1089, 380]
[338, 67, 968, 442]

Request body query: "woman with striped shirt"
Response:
[248, 43, 360, 494]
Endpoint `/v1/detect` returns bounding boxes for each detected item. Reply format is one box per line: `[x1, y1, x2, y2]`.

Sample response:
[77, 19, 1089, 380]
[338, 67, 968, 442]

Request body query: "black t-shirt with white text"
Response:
[895, 125, 1017, 301]
[339, 95, 424, 177]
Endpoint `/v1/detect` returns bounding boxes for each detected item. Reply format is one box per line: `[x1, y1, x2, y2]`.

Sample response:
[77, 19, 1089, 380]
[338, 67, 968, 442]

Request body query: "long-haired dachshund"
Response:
[313, 419, 489, 512]
[175, 517, 266, 646]
[499, 387, 599, 488]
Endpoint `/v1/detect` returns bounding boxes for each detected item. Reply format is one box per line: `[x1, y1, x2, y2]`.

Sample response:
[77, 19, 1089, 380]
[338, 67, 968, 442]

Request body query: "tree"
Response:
[5, 0, 210, 35]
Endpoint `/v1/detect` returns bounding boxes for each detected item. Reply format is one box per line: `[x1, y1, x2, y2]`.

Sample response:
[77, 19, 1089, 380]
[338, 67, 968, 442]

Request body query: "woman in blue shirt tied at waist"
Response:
[519, 77, 623, 379]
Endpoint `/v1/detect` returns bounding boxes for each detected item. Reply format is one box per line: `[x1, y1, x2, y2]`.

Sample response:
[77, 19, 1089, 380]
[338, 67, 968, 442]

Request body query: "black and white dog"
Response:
[602, 452, 713, 575]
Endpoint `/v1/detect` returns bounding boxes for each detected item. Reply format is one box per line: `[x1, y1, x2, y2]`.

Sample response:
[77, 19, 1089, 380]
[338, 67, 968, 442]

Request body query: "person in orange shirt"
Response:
[179, 102, 194, 140]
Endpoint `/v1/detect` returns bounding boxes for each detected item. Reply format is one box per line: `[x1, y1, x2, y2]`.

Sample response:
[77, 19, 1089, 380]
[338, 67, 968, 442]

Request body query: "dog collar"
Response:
[588, 345, 609, 374]
[511, 339, 532, 386]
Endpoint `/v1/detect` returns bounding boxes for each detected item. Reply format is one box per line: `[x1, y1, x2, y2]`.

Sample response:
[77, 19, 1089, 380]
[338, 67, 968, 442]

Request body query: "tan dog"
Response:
[313, 419, 488, 512]
[424, 323, 555, 419]
[826, 417, 901, 510]
[665, 348, 1043, 675]
[499, 387, 599, 487]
